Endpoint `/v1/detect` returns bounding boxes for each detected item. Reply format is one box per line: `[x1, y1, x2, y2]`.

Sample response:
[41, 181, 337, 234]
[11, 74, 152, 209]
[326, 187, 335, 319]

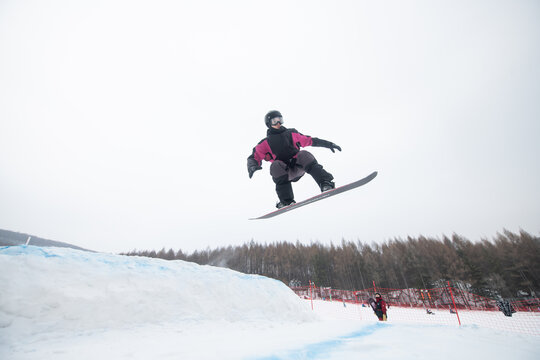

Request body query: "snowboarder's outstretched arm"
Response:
[310, 138, 342, 153]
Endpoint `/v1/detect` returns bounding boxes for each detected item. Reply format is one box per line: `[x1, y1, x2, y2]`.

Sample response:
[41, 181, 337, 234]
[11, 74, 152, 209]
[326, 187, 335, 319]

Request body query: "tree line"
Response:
[121, 230, 539, 299]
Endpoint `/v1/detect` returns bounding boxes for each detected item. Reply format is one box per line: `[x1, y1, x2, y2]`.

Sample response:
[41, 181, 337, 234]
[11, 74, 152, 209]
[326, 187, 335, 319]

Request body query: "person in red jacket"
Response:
[374, 292, 388, 321]
[247, 110, 341, 208]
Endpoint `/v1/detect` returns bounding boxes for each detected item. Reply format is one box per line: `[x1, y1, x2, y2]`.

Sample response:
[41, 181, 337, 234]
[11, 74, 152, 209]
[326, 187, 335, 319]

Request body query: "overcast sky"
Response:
[1, 0, 539, 253]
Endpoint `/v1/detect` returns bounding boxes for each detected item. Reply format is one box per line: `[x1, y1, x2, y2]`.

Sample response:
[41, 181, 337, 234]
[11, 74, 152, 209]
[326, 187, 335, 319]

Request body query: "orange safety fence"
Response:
[291, 283, 540, 336]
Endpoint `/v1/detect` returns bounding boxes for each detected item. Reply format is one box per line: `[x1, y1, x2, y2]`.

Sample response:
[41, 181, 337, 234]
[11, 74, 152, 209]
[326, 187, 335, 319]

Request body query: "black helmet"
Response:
[265, 110, 283, 128]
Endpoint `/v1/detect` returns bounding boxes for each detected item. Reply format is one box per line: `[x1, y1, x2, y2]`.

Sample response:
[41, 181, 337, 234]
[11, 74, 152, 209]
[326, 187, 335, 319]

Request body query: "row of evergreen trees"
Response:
[122, 230, 539, 299]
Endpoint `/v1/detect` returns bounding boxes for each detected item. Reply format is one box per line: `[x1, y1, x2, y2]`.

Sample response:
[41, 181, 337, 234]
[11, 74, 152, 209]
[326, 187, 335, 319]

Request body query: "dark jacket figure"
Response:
[496, 300, 516, 317]
[374, 293, 388, 321]
[247, 110, 341, 208]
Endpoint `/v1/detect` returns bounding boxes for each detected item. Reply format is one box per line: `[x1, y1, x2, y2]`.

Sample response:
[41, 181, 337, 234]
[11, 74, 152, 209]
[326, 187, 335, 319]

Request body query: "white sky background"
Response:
[1, 0, 539, 254]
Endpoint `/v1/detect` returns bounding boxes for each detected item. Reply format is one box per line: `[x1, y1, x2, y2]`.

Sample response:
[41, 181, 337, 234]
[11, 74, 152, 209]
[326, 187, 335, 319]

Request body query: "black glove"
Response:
[247, 155, 263, 178]
[248, 165, 262, 178]
[311, 138, 342, 153]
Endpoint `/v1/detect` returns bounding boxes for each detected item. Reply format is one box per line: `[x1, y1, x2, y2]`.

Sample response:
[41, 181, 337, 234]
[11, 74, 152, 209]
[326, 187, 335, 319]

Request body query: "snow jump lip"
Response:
[250, 171, 378, 220]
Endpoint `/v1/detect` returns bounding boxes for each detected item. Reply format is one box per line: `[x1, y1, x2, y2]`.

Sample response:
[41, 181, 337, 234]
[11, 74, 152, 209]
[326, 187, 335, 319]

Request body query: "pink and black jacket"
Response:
[247, 126, 314, 168]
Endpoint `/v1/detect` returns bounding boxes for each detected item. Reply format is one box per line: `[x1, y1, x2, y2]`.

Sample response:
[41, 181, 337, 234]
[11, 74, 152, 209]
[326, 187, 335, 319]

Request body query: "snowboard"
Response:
[250, 171, 377, 220]
[368, 297, 377, 312]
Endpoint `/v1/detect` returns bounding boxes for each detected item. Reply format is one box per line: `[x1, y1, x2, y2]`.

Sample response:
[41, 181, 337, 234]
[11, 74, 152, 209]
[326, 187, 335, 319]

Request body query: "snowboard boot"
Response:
[305, 161, 334, 192]
[273, 175, 295, 209]
[320, 181, 335, 192]
[276, 200, 296, 209]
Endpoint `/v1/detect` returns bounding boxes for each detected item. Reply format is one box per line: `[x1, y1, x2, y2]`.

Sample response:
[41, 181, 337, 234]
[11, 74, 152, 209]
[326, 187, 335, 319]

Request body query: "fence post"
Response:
[448, 281, 461, 326]
[309, 280, 314, 310]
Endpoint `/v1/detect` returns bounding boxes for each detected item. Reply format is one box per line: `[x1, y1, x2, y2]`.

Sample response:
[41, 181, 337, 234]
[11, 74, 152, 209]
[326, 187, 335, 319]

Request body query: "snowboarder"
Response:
[373, 292, 388, 321]
[247, 110, 341, 208]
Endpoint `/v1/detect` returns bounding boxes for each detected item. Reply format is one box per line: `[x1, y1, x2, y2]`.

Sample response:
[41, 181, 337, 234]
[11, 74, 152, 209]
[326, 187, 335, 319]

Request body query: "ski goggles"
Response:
[270, 116, 284, 126]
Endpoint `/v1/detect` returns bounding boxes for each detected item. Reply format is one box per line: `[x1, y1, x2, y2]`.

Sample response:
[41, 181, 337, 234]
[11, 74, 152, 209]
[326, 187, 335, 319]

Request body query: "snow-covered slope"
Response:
[1, 246, 538, 360]
[0, 246, 313, 332]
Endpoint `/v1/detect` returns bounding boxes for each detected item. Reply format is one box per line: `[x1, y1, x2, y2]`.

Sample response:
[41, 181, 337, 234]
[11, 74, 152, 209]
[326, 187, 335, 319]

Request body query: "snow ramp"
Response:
[0, 245, 314, 334]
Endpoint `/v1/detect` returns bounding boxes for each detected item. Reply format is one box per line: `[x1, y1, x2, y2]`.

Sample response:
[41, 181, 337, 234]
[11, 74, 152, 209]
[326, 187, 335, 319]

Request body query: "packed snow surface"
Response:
[1, 246, 538, 359]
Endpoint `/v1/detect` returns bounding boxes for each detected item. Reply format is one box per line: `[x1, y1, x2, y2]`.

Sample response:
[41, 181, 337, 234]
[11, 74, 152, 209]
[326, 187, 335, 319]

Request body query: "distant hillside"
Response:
[0, 229, 92, 251]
